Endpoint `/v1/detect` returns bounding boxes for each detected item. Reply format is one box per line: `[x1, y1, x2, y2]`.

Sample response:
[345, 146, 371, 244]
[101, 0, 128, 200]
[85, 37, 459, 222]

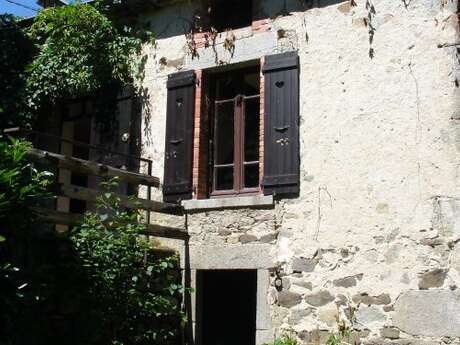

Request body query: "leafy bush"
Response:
[0, 137, 52, 229]
[0, 15, 34, 127]
[0, 136, 53, 344]
[0, 141, 184, 345]
[265, 334, 298, 345]
[71, 178, 184, 345]
[0, 3, 153, 127]
[26, 3, 145, 108]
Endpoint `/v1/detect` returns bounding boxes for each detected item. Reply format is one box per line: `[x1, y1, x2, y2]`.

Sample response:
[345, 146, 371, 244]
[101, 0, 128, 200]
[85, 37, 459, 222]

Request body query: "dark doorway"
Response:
[197, 270, 257, 345]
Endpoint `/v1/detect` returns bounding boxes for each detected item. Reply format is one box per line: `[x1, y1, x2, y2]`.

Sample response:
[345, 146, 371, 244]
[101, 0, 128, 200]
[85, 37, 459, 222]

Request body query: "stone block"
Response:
[291, 257, 318, 272]
[181, 195, 274, 211]
[333, 274, 363, 288]
[185, 31, 279, 70]
[281, 276, 291, 290]
[239, 234, 258, 243]
[305, 290, 334, 307]
[291, 278, 312, 291]
[418, 268, 448, 289]
[317, 303, 338, 326]
[453, 246, 460, 274]
[364, 338, 440, 345]
[298, 329, 330, 344]
[183, 244, 274, 269]
[259, 233, 278, 243]
[393, 290, 460, 337]
[432, 197, 460, 239]
[355, 305, 386, 325]
[352, 293, 391, 305]
[288, 305, 313, 324]
[337, 1, 351, 14]
[256, 329, 274, 345]
[218, 229, 231, 236]
[277, 291, 302, 308]
[257, 269, 271, 330]
[380, 326, 400, 339]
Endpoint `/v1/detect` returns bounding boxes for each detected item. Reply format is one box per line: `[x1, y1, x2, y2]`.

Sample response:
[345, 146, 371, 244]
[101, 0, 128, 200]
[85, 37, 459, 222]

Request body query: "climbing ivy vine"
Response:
[0, 1, 153, 127]
[27, 2, 152, 118]
[0, 14, 33, 128]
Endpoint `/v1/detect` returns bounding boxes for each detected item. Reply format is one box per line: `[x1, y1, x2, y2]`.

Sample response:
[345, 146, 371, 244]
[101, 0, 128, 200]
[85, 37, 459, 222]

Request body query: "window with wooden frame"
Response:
[163, 52, 300, 204]
[209, 65, 260, 196]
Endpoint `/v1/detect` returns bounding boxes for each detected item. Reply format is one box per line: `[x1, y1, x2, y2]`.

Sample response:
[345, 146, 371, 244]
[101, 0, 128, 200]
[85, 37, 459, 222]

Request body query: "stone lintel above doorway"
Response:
[181, 244, 276, 270]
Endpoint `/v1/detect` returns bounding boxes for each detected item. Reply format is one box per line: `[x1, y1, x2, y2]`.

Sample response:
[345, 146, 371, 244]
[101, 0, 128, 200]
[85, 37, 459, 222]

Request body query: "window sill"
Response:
[181, 194, 273, 212]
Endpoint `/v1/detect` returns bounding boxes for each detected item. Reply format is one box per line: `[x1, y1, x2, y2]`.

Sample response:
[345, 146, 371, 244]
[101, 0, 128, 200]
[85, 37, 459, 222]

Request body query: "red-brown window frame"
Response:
[210, 94, 260, 197]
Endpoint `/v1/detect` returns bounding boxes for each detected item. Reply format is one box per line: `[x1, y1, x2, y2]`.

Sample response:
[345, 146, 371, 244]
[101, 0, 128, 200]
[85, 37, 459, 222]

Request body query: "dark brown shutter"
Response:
[262, 52, 300, 196]
[163, 70, 195, 203]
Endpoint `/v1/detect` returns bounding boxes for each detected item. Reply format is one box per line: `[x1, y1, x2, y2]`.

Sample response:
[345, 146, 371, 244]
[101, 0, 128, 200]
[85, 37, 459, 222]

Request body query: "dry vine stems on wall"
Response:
[184, 1, 237, 65]
[184, 0, 460, 65]
[184, 0, 381, 63]
[364, 0, 376, 59]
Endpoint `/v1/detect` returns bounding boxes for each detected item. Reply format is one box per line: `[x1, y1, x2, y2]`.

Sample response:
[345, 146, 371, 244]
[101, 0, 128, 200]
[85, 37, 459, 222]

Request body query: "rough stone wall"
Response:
[138, 0, 460, 344]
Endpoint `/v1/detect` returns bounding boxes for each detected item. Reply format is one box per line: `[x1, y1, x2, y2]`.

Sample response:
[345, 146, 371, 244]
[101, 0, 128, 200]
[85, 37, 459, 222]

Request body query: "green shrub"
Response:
[0, 15, 34, 127]
[70, 178, 185, 345]
[0, 136, 53, 344]
[0, 141, 184, 345]
[27, 3, 145, 107]
[265, 334, 298, 345]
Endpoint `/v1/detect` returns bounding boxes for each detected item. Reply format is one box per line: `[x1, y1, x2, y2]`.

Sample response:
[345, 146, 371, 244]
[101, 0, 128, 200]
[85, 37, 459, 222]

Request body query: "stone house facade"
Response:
[47, 0, 460, 344]
[138, 0, 460, 344]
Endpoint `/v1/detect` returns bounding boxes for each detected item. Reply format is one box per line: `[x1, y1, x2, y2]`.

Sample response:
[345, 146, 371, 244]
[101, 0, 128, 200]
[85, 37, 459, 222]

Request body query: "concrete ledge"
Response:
[182, 195, 274, 211]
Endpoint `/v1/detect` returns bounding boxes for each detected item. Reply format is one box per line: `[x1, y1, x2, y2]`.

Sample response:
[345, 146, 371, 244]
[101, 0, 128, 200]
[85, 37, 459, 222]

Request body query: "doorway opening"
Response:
[196, 269, 257, 345]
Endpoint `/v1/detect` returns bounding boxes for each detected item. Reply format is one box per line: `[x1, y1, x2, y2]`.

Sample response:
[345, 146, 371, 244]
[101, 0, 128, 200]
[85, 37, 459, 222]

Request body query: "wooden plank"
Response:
[33, 207, 83, 227]
[26, 148, 160, 187]
[52, 183, 183, 215]
[33, 207, 188, 240]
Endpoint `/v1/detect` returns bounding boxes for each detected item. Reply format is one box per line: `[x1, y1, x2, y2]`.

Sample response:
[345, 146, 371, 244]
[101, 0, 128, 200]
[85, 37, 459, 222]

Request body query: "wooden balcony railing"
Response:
[4, 127, 188, 240]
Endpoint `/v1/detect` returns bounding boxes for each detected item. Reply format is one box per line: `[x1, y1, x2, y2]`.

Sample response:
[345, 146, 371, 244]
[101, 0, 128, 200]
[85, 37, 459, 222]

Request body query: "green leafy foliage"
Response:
[325, 313, 353, 345]
[325, 334, 352, 345]
[0, 136, 52, 235]
[265, 334, 298, 345]
[70, 178, 184, 345]
[26, 3, 144, 107]
[0, 142, 183, 345]
[0, 136, 54, 345]
[0, 3, 153, 127]
[0, 15, 34, 127]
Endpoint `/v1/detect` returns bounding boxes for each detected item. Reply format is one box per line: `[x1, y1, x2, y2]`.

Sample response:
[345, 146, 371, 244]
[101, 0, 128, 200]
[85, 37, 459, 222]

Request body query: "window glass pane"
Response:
[244, 97, 260, 162]
[244, 164, 259, 188]
[243, 72, 260, 96]
[216, 166, 234, 190]
[216, 75, 239, 100]
[215, 101, 234, 165]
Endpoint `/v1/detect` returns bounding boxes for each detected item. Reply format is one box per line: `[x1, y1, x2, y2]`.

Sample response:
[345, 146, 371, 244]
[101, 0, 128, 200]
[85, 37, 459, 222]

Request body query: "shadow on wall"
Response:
[141, 0, 347, 40]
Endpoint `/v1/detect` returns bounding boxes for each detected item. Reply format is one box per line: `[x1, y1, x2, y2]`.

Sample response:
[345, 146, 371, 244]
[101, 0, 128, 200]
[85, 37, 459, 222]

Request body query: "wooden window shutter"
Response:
[262, 52, 300, 196]
[163, 70, 196, 203]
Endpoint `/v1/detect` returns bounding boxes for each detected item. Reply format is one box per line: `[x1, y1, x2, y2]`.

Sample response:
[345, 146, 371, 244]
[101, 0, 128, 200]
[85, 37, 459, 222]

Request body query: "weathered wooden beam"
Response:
[26, 148, 160, 187]
[33, 207, 188, 240]
[52, 183, 182, 215]
[33, 207, 83, 227]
